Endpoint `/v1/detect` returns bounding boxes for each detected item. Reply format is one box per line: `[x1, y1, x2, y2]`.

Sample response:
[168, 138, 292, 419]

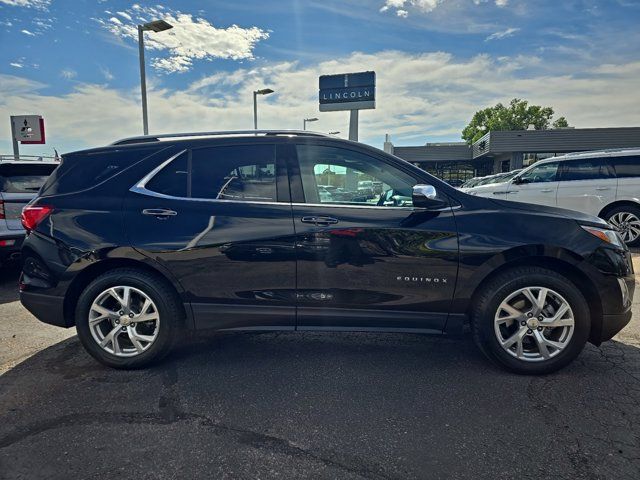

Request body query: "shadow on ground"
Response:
[0, 264, 20, 305]
[1, 331, 639, 479]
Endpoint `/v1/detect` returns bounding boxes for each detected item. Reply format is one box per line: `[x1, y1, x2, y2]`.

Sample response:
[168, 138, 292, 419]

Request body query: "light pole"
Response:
[303, 117, 318, 130]
[138, 19, 173, 135]
[253, 88, 274, 129]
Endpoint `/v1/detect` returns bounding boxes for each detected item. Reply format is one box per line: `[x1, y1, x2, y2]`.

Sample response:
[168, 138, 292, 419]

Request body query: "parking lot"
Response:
[0, 260, 639, 479]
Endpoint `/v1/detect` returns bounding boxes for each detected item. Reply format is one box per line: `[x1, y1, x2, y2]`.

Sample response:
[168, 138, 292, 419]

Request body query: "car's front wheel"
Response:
[75, 268, 183, 369]
[472, 267, 590, 375]
[604, 205, 640, 247]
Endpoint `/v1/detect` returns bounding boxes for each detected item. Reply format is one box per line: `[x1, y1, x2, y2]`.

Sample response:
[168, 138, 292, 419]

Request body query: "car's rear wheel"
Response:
[604, 205, 640, 247]
[472, 267, 590, 375]
[75, 268, 182, 369]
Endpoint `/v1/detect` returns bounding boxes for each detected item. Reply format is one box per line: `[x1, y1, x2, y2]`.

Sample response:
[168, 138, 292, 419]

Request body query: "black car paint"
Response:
[19, 135, 634, 345]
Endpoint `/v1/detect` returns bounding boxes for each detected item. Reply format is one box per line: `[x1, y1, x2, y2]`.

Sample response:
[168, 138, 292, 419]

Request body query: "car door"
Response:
[125, 141, 297, 331]
[500, 161, 560, 207]
[555, 158, 616, 216]
[288, 141, 459, 332]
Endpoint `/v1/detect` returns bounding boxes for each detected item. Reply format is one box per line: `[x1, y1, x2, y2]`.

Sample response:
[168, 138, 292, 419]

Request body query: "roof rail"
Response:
[111, 130, 330, 146]
[0, 154, 58, 162]
[561, 147, 640, 157]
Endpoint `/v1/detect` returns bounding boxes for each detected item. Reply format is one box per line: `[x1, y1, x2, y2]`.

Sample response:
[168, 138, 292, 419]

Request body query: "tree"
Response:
[461, 98, 570, 144]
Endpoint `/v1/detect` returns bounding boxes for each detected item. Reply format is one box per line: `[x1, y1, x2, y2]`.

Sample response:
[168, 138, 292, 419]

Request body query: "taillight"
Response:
[0, 200, 4, 220]
[21, 205, 53, 232]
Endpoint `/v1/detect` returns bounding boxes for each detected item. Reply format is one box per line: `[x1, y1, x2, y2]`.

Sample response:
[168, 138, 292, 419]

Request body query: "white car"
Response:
[466, 148, 640, 246]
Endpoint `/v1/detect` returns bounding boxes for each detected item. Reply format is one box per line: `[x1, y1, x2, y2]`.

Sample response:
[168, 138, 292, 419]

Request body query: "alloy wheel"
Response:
[88, 286, 160, 357]
[494, 286, 574, 362]
[608, 212, 640, 244]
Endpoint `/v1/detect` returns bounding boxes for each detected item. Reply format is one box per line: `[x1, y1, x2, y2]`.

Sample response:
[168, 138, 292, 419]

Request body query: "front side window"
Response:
[296, 145, 417, 207]
[610, 156, 640, 178]
[559, 159, 612, 181]
[518, 162, 559, 184]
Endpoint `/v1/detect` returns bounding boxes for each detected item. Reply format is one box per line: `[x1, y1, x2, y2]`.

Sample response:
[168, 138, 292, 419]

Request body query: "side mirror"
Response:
[412, 184, 447, 209]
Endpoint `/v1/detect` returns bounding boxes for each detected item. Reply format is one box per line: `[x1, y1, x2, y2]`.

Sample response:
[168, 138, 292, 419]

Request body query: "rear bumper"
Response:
[0, 234, 24, 261]
[20, 290, 70, 328]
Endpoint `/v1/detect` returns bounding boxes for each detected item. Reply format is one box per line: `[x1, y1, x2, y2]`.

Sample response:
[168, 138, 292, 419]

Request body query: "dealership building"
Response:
[384, 127, 640, 184]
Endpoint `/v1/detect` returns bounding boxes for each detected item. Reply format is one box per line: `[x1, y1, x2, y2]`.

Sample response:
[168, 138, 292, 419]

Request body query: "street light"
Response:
[138, 19, 173, 135]
[253, 88, 274, 129]
[303, 117, 318, 130]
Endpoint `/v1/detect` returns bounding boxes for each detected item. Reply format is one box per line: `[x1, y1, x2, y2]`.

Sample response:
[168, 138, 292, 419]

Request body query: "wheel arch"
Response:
[63, 257, 192, 329]
[598, 200, 640, 219]
[465, 253, 603, 345]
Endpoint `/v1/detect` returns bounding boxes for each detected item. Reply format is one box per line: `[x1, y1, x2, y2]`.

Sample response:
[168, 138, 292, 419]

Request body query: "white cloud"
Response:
[9, 62, 23, 68]
[0, 0, 50, 9]
[382, 0, 510, 16]
[96, 5, 269, 73]
[20, 29, 35, 36]
[60, 69, 77, 80]
[99, 66, 114, 82]
[485, 27, 519, 41]
[1, 51, 639, 153]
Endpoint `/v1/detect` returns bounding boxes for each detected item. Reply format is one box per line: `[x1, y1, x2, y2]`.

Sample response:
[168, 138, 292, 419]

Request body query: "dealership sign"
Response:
[319, 71, 376, 112]
[11, 115, 46, 144]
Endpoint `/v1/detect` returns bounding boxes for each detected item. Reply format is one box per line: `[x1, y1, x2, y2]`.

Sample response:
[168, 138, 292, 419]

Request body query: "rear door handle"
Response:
[301, 216, 339, 226]
[595, 187, 611, 191]
[540, 189, 554, 193]
[142, 208, 177, 218]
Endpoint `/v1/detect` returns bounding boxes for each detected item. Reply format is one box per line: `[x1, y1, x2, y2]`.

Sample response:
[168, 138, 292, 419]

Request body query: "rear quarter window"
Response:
[41, 146, 162, 196]
[610, 156, 640, 178]
[0, 163, 58, 193]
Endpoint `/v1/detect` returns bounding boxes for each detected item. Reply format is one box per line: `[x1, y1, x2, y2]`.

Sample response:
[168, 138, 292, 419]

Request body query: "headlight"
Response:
[581, 225, 625, 247]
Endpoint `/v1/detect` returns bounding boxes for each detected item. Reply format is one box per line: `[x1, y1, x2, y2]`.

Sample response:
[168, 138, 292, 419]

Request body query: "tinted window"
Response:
[41, 146, 161, 196]
[611, 156, 640, 178]
[518, 162, 559, 184]
[145, 151, 188, 197]
[191, 145, 276, 201]
[559, 159, 612, 181]
[0, 163, 57, 193]
[296, 145, 417, 207]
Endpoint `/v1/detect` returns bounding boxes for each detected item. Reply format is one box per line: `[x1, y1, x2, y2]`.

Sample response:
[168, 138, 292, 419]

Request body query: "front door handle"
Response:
[540, 189, 554, 193]
[142, 208, 177, 219]
[595, 187, 611, 191]
[301, 216, 339, 226]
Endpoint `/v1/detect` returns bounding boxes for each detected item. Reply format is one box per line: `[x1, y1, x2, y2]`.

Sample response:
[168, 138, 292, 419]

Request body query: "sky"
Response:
[1, 0, 639, 156]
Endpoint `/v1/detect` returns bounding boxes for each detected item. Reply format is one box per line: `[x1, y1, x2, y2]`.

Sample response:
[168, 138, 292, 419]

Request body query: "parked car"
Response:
[466, 149, 640, 246]
[20, 131, 634, 374]
[0, 160, 58, 266]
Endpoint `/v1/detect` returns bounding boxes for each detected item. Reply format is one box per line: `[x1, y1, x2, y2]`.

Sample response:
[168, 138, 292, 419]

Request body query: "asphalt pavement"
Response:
[1, 261, 639, 479]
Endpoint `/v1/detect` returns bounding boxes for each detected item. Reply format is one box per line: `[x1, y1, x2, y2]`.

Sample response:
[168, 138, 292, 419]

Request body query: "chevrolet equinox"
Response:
[19, 131, 635, 374]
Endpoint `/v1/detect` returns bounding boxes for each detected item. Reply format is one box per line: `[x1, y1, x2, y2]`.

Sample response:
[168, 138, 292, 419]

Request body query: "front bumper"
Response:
[601, 310, 633, 342]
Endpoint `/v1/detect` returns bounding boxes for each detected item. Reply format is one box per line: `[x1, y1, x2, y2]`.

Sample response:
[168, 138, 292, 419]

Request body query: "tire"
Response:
[472, 266, 590, 375]
[75, 268, 183, 369]
[603, 205, 640, 247]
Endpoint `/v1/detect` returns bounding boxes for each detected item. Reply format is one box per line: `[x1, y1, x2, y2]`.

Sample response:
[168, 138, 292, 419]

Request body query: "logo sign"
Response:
[11, 115, 45, 144]
[319, 71, 375, 112]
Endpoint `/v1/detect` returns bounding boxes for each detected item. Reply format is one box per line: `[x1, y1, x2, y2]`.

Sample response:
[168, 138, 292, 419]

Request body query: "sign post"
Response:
[9, 115, 46, 159]
[319, 71, 375, 142]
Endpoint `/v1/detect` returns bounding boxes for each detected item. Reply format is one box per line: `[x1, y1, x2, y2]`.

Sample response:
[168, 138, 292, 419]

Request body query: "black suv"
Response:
[20, 131, 635, 374]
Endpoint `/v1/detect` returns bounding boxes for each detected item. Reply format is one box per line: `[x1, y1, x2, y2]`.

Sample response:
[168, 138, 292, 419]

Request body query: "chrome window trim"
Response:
[131, 150, 457, 211]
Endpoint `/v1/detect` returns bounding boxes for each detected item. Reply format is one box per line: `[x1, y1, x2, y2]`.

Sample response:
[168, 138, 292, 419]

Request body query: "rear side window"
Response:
[41, 146, 162, 196]
[610, 156, 640, 178]
[191, 145, 276, 201]
[145, 145, 277, 202]
[145, 152, 188, 197]
[0, 163, 57, 193]
[559, 158, 612, 181]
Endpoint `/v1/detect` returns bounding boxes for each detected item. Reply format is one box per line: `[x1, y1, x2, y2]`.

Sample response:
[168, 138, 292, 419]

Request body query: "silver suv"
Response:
[0, 158, 58, 266]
